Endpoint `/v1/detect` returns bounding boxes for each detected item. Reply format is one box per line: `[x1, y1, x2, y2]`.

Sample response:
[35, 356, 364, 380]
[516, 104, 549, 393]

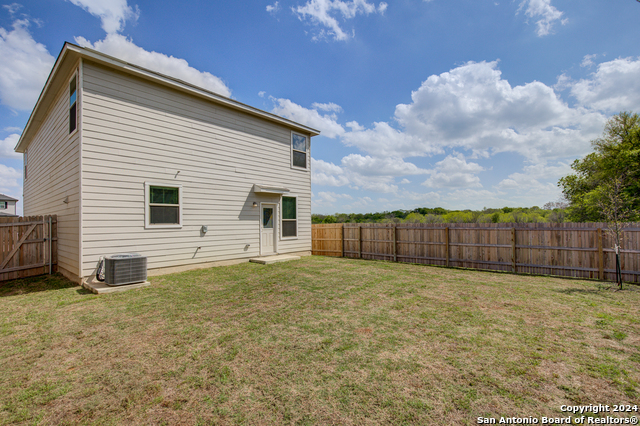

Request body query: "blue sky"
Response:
[1, 0, 639, 215]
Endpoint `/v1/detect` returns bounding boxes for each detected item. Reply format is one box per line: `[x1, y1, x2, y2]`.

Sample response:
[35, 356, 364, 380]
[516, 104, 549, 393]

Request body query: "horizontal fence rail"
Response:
[0, 215, 58, 282]
[311, 222, 640, 283]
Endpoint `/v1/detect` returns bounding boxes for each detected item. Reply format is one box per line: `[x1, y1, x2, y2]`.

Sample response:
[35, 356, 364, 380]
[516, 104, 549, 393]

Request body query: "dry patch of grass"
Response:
[1, 256, 639, 425]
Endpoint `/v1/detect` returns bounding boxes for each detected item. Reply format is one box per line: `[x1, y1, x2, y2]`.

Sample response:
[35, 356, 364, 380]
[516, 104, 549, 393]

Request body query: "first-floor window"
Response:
[145, 182, 182, 228]
[282, 196, 297, 238]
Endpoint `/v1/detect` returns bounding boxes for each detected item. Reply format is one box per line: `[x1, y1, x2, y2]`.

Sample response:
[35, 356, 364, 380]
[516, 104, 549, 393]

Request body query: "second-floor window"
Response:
[69, 75, 77, 134]
[291, 133, 308, 170]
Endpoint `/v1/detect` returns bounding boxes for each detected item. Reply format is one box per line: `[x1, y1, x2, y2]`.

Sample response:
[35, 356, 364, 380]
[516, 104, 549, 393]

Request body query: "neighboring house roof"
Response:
[0, 212, 19, 217]
[15, 42, 320, 153]
[0, 194, 18, 202]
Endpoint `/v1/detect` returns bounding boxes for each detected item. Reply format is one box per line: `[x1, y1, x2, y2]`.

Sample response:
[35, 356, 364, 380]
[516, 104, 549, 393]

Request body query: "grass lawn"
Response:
[1, 256, 639, 425]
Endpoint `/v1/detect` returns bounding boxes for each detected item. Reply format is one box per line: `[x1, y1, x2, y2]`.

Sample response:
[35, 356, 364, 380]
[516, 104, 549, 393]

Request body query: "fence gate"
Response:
[0, 215, 57, 282]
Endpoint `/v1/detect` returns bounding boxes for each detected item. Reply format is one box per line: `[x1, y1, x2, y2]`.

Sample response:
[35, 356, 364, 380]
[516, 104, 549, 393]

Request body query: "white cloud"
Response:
[293, 0, 388, 41]
[311, 156, 403, 193]
[348, 174, 398, 193]
[581, 54, 597, 68]
[258, 91, 266, 97]
[340, 154, 427, 177]
[346, 120, 364, 131]
[393, 60, 605, 161]
[271, 97, 345, 137]
[3, 4, 22, 16]
[446, 189, 508, 208]
[518, 0, 566, 37]
[315, 191, 353, 205]
[422, 153, 484, 189]
[68, 0, 140, 34]
[311, 158, 350, 186]
[496, 162, 570, 195]
[3, 126, 21, 133]
[0, 19, 55, 110]
[0, 163, 21, 188]
[554, 73, 572, 91]
[311, 102, 343, 112]
[342, 196, 374, 211]
[400, 178, 410, 184]
[570, 56, 640, 113]
[397, 190, 441, 205]
[266, 1, 280, 13]
[342, 121, 441, 158]
[1, 134, 21, 159]
[75, 34, 232, 97]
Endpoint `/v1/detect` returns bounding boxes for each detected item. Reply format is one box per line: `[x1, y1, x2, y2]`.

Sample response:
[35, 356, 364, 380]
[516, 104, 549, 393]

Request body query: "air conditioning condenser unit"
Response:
[104, 253, 147, 286]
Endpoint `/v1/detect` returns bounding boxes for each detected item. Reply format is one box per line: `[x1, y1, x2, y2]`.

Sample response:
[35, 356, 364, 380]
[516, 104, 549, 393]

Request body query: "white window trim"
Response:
[290, 132, 309, 171]
[280, 194, 298, 240]
[144, 182, 183, 229]
[0, 202, 6, 209]
[69, 71, 79, 138]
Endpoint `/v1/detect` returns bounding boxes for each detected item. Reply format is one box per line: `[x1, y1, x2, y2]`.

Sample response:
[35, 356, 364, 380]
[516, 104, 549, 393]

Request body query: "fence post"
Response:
[597, 228, 604, 280]
[393, 224, 397, 262]
[511, 227, 517, 273]
[445, 227, 450, 267]
[341, 224, 345, 258]
[358, 225, 362, 259]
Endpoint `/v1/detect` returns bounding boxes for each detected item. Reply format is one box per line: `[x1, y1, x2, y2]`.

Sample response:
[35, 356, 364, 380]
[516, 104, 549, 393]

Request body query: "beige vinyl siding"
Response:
[80, 61, 311, 276]
[22, 66, 81, 278]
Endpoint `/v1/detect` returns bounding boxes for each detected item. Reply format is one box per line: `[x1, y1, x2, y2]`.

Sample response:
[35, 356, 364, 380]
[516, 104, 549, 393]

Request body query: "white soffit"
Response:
[253, 184, 290, 195]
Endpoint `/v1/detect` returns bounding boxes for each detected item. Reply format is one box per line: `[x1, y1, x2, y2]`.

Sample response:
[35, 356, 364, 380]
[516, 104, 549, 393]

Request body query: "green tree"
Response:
[558, 112, 640, 222]
[403, 212, 425, 223]
[322, 215, 337, 224]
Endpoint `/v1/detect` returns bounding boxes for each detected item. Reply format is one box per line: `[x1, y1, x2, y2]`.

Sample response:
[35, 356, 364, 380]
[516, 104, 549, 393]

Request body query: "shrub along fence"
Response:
[312, 222, 640, 283]
[0, 215, 57, 282]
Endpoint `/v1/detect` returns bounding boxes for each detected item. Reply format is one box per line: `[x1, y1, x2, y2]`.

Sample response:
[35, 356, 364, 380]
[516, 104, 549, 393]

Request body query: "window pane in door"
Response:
[263, 208, 274, 228]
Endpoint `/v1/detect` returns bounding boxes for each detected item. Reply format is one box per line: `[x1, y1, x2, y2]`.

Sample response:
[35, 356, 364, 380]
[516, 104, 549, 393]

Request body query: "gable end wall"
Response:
[22, 63, 81, 280]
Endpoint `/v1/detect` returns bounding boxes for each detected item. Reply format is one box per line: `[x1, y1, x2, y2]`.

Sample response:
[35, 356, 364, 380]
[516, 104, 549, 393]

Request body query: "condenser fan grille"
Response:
[104, 253, 147, 286]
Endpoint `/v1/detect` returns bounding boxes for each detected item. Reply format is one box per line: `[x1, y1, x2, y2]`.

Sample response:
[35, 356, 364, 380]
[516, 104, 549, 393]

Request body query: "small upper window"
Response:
[0, 202, 6, 210]
[291, 133, 308, 170]
[23, 150, 27, 181]
[145, 182, 182, 229]
[69, 75, 77, 134]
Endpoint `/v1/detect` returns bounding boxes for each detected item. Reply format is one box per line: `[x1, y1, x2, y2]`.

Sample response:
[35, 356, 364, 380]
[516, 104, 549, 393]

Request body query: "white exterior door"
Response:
[260, 203, 277, 255]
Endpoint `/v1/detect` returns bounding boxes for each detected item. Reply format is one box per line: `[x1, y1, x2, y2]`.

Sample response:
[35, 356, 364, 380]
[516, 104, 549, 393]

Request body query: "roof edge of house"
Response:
[0, 193, 19, 201]
[15, 42, 320, 153]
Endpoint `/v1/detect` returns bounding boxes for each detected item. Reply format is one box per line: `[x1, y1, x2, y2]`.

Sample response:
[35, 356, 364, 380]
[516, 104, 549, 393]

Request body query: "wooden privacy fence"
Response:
[0, 215, 57, 282]
[312, 222, 640, 283]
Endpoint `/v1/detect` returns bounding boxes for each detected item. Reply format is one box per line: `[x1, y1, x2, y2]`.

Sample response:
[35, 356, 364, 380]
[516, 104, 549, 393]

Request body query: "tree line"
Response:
[312, 205, 568, 224]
